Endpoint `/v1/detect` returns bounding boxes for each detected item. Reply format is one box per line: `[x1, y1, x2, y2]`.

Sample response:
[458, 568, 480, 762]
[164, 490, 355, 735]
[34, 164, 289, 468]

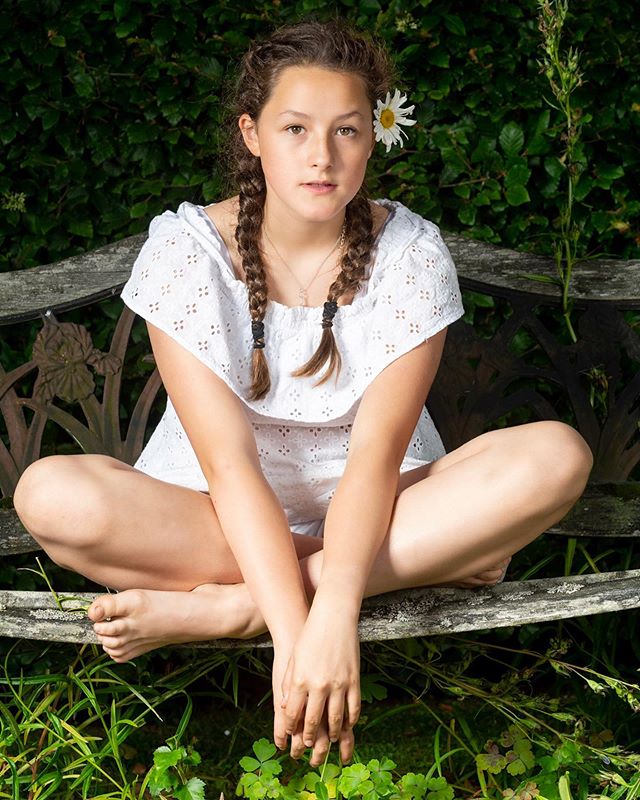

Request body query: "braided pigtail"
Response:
[234, 150, 271, 401]
[290, 189, 374, 387]
[221, 17, 395, 398]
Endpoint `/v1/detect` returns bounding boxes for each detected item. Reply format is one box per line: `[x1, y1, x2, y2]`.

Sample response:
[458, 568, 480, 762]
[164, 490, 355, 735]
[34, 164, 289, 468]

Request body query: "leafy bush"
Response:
[1, 0, 638, 274]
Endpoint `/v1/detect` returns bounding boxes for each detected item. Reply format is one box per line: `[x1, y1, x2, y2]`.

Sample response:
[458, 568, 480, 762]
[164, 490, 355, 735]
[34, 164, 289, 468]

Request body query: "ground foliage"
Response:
[1, 0, 639, 274]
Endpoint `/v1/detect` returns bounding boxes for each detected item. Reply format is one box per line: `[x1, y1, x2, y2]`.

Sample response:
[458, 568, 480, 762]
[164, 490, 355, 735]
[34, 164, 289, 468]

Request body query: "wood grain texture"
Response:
[2, 231, 639, 325]
[1, 571, 638, 647]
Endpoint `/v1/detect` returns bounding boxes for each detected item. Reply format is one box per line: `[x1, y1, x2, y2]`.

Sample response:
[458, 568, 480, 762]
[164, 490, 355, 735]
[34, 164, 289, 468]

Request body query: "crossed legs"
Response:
[12, 420, 593, 662]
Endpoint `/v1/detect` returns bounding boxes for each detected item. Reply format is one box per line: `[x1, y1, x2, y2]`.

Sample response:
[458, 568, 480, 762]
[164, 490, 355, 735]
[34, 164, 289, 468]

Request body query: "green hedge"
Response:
[1, 0, 638, 272]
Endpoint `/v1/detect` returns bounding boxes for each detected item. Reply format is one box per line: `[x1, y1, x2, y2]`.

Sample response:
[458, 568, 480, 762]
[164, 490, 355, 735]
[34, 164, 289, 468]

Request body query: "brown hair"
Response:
[224, 18, 395, 401]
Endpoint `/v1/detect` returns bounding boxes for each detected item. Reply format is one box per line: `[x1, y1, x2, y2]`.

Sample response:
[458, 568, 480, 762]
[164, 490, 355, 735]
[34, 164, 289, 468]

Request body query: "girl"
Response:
[13, 18, 593, 767]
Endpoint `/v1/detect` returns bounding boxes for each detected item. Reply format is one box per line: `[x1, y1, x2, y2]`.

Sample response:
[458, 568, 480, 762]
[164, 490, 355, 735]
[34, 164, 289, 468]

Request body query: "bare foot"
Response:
[436, 557, 511, 589]
[88, 583, 264, 663]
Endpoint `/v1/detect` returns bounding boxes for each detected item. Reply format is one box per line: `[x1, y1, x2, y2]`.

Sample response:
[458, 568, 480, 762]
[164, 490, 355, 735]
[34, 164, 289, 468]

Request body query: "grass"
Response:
[0, 525, 638, 798]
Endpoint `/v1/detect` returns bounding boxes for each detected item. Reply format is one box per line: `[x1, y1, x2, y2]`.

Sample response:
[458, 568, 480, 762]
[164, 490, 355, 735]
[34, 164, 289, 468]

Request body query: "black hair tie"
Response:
[251, 320, 265, 349]
[321, 300, 338, 330]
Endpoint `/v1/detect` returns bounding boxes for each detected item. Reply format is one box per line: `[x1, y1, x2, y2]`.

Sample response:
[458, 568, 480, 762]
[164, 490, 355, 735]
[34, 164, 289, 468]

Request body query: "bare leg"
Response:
[13, 420, 592, 661]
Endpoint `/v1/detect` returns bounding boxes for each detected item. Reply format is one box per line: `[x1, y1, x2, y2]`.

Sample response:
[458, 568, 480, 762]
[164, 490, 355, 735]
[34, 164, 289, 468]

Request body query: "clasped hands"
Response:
[272, 604, 361, 767]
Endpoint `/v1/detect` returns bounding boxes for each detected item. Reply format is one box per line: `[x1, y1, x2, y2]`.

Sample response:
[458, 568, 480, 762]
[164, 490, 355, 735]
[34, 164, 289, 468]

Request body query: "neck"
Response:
[262, 196, 347, 254]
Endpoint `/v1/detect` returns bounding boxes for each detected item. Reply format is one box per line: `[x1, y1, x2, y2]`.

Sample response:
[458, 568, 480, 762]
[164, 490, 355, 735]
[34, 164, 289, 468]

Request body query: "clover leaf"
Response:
[477, 741, 507, 774]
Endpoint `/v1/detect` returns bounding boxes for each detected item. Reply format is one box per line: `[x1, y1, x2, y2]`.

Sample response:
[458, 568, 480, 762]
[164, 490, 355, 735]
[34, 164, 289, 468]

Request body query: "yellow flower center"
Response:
[380, 109, 396, 129]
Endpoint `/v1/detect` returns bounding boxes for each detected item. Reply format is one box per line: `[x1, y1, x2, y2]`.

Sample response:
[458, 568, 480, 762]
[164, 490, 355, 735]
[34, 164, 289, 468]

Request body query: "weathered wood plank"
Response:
[2, 231, 639, 325]
[447, 233, 640, 308]
[1, 571, 638, 647]
[0, 509, 39, 554]
[0, 233, 145, 325]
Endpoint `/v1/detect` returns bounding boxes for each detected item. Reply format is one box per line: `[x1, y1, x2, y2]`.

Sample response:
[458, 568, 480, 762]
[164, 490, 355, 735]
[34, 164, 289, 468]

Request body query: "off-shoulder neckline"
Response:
[188, 198, 400, 315]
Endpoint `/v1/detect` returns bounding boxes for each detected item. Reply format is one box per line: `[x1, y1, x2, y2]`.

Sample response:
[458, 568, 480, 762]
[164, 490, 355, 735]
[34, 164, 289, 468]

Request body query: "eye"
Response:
[337, 126, 357, 136]
[285, 125, 304, 135]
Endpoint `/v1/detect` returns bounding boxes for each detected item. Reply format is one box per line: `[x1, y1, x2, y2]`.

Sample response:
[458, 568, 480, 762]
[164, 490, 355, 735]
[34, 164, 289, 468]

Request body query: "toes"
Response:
[97, 634, 126, 650]
[88, 593, 119, 622]
[88, 589, 145, 623]
[93, 619, 127, 636]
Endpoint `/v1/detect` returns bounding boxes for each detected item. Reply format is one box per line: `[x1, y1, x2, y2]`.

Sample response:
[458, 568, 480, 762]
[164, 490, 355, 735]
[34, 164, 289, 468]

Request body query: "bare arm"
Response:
[317, 327, 448, 611]
[279, 327, 449, 751]
[146, 320, 308, 646]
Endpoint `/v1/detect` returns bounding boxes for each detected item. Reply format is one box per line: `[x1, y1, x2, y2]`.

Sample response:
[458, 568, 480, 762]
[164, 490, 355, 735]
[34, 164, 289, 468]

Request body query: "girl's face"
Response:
[239, 65, 375, 225]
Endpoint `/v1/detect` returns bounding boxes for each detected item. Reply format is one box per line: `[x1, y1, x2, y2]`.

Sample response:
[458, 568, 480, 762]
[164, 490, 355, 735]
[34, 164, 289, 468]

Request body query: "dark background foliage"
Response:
[1, 0, 639, 273]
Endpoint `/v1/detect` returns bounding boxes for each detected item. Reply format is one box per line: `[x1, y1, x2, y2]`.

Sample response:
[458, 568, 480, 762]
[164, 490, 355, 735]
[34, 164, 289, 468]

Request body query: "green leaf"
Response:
[148, 766, 177, 795]
[597, 164, 624, 181]
[116, 20, 139, 38]
[458, 205, 476, 225]
[544, 156, 565, 179]
[49, 35, 66, 47]
[499, 122, 525, 158]
[152, 19, 175, 46]
[253, 738, 277, 762]
[316, 782, 329, 800]
[175, 777, 206, 800]
[114, 0, 130, 21]
[427, 49, 450, 68]
[154, 745, 186, 770]
[442, 14, 466, 36]
[505, 163, 531, 188]
[505, 184, 530, 206]
[558, 772, 573, 800]
[240, 756, 262, 772]
[68, 220, 94, 238]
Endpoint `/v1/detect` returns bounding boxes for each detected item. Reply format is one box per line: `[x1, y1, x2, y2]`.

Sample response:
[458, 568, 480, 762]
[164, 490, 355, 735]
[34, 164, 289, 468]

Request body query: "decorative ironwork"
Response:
[0, 306, 163, 498]
[428, 294, 640, 483]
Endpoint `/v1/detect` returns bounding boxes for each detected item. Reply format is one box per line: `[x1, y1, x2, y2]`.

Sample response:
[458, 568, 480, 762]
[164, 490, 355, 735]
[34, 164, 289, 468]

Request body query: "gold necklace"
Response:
[262, 222, 346, 306]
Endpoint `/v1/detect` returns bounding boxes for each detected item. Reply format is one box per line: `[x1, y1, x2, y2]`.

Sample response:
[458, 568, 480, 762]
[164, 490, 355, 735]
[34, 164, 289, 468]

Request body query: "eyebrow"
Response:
[278, 110, 364, 120]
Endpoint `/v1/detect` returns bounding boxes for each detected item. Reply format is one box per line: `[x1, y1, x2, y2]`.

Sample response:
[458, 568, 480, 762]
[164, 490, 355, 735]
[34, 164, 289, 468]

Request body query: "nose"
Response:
[308, 132, 333, 169]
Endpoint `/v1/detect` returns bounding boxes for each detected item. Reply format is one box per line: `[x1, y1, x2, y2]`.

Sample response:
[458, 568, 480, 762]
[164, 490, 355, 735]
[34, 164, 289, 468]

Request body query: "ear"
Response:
[368, 131, 376, 158]
[239, 113, 260, 157]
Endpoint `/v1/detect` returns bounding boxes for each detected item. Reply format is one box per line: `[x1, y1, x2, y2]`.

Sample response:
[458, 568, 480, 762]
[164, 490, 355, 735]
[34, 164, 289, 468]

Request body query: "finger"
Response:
[309, 722, 331, 768]
[273, 705, 289, 751]
[283, 687, 307, 735]
[345, 683, 361, 729]
[302, 692, 327, 748]
[326, 691, 345, 743]
[339, 725, 355, 765]
[290, 716, 307, 760]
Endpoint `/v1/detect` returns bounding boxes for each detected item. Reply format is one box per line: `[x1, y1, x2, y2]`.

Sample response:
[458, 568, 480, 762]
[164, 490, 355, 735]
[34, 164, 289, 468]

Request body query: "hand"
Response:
[274, 647, 356, 765]
[277, 608, 361, 760]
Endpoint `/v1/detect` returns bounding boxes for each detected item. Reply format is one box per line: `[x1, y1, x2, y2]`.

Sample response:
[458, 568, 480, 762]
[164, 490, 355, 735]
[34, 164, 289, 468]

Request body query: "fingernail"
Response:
[304, 738, 313, 747]
[330, 736, 338, 743]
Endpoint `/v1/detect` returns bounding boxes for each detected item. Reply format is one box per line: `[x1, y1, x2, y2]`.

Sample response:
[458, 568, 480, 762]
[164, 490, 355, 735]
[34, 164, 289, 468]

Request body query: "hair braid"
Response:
[290, 190, 374, 386]
[223, 17, 395, 400]
[234, 149, 271, 401]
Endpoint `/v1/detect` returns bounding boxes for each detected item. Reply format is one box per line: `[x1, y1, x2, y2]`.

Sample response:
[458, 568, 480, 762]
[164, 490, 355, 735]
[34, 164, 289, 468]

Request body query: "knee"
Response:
[13, 455, 111, 548]
[527, 421, 593, 501]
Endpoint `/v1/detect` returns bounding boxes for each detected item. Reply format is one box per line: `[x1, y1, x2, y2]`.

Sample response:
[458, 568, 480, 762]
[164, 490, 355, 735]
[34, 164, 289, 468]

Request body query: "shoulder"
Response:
[384, 200, 452, 265]
[201, 195, 240, 245]
[369, 199, 391, 238]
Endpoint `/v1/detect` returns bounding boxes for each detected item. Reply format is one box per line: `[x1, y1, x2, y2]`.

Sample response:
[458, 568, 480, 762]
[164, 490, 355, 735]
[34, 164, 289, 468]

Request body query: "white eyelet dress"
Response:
[119, 198, 466, 537]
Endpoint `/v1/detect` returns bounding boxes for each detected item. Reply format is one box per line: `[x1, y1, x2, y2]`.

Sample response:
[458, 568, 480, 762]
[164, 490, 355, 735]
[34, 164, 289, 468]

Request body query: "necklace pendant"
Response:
[299, 288, 308, 306]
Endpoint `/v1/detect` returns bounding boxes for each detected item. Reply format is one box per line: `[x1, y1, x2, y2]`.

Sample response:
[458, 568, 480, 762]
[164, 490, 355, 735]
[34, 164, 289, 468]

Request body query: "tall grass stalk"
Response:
[536, 0, 586, 343]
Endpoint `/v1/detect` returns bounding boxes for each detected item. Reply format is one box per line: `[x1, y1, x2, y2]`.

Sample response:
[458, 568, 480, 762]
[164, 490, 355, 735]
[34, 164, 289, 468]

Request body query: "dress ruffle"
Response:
[120, 198, 465, 424]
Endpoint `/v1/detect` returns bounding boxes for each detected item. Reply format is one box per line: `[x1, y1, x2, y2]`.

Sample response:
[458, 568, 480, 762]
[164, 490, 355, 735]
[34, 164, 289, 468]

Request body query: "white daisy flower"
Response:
[373, 88, 417, 153]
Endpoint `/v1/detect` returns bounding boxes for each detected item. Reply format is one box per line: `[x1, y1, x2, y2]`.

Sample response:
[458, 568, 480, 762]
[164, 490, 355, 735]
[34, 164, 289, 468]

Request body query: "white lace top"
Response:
[120, 198, 465, 525]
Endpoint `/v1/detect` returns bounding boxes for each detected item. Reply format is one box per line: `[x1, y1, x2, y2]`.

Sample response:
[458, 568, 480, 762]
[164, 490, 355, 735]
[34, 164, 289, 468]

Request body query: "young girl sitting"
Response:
[13, 18, 593, 768]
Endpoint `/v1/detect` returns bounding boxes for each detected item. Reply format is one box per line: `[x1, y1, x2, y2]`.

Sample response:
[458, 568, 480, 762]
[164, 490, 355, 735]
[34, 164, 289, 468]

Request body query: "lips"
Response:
[304, 182, 335, 187]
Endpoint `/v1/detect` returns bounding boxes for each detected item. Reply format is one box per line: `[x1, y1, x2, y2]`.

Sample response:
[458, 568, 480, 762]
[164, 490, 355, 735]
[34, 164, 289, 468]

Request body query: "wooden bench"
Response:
[1, 230, 639, 648]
